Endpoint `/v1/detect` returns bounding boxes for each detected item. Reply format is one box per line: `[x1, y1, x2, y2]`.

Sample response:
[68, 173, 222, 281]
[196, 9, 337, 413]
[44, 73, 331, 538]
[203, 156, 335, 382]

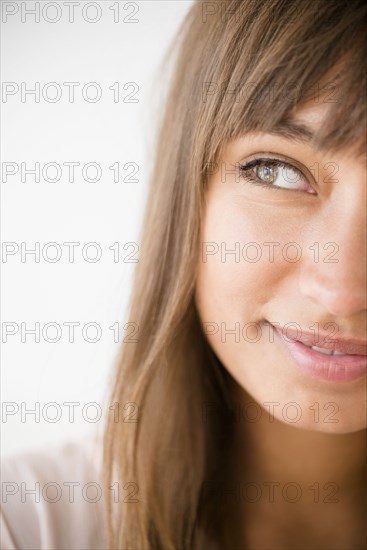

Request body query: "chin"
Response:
[218, 351, 367, 436]
[272, 407, 367, 435]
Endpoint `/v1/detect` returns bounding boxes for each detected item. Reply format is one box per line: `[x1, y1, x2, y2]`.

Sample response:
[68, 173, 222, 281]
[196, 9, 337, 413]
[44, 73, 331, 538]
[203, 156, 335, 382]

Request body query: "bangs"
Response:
[198, 0, 367, 165]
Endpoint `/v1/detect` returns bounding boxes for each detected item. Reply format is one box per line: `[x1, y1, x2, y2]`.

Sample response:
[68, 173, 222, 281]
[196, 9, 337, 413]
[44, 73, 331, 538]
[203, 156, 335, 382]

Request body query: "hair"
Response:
[103, 1, 366, 548]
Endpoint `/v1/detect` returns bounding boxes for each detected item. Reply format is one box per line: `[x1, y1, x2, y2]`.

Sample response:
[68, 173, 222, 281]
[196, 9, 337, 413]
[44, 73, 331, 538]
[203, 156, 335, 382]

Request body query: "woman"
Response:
[2, 0, 366, 549]
[104, 0, 366, 548]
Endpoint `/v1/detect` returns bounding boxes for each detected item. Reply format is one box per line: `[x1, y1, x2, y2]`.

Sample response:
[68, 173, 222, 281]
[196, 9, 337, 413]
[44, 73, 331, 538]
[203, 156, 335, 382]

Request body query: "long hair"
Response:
[103, 1, 366, 548]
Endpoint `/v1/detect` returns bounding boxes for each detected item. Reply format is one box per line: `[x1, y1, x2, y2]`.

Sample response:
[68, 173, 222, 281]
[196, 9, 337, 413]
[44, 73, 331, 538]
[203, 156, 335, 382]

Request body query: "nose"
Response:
[299, 192, 366, 318]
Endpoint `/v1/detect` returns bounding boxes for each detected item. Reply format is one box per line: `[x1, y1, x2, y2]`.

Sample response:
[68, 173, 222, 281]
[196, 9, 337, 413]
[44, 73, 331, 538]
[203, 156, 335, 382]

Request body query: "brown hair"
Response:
[103, 1, 366, 548]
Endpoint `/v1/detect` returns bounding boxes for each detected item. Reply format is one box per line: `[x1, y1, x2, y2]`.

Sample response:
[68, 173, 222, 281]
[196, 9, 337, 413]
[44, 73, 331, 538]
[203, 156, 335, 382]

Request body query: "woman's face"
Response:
[195, 100, 366, 434]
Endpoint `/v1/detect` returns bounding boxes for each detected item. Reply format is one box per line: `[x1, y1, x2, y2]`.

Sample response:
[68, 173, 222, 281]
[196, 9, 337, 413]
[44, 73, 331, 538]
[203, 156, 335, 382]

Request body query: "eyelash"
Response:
[238, 157, 306, 191]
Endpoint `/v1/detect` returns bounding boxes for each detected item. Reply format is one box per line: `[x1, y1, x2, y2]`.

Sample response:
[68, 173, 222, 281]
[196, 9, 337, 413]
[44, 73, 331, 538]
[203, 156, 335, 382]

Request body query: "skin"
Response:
[195, 100, 367, 548]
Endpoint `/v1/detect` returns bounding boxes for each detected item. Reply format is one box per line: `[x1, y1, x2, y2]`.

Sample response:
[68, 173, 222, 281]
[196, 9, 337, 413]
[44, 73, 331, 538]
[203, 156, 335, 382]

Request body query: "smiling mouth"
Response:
[269, 324, 367, 383]
[270, 323, 367, 355]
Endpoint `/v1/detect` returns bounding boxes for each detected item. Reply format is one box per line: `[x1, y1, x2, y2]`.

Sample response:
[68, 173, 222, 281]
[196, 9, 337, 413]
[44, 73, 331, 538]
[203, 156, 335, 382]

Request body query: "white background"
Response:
[1, 0, 194, 457]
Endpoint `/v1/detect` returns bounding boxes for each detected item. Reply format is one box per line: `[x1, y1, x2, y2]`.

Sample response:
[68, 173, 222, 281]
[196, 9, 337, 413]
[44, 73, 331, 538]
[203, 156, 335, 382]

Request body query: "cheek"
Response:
[195, 194, 367, 434]
[195, 194, 295, 414]
[196, 193, 297, 326]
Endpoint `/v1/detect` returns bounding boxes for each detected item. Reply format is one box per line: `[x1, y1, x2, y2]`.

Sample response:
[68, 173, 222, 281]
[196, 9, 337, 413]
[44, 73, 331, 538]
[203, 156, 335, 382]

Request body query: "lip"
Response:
[276, 327, 367, 356]
[273, 327, 367, 382]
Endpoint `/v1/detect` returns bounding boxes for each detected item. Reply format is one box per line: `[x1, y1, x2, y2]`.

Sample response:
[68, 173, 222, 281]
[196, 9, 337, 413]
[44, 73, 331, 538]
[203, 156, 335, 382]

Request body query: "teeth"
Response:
[310, 345, 333, 355]
[308, 345, 346, 356]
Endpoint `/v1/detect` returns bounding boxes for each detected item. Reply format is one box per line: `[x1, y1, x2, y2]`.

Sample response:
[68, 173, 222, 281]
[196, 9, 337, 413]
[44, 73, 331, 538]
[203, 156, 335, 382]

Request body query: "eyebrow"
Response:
[267, 120, 315, 144]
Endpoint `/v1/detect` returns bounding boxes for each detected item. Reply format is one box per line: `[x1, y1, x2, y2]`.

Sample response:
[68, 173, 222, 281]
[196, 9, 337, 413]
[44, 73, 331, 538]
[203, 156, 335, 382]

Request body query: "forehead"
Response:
[207, 56, 366, 168]
[218, 99, 366, 167]
[291, 100, 329, 129]
[292, 100, 366, 161]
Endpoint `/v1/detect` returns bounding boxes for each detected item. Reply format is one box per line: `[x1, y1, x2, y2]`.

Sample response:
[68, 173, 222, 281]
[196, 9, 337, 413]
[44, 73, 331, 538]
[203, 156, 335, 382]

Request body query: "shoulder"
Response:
[0, 437, 107, 550]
